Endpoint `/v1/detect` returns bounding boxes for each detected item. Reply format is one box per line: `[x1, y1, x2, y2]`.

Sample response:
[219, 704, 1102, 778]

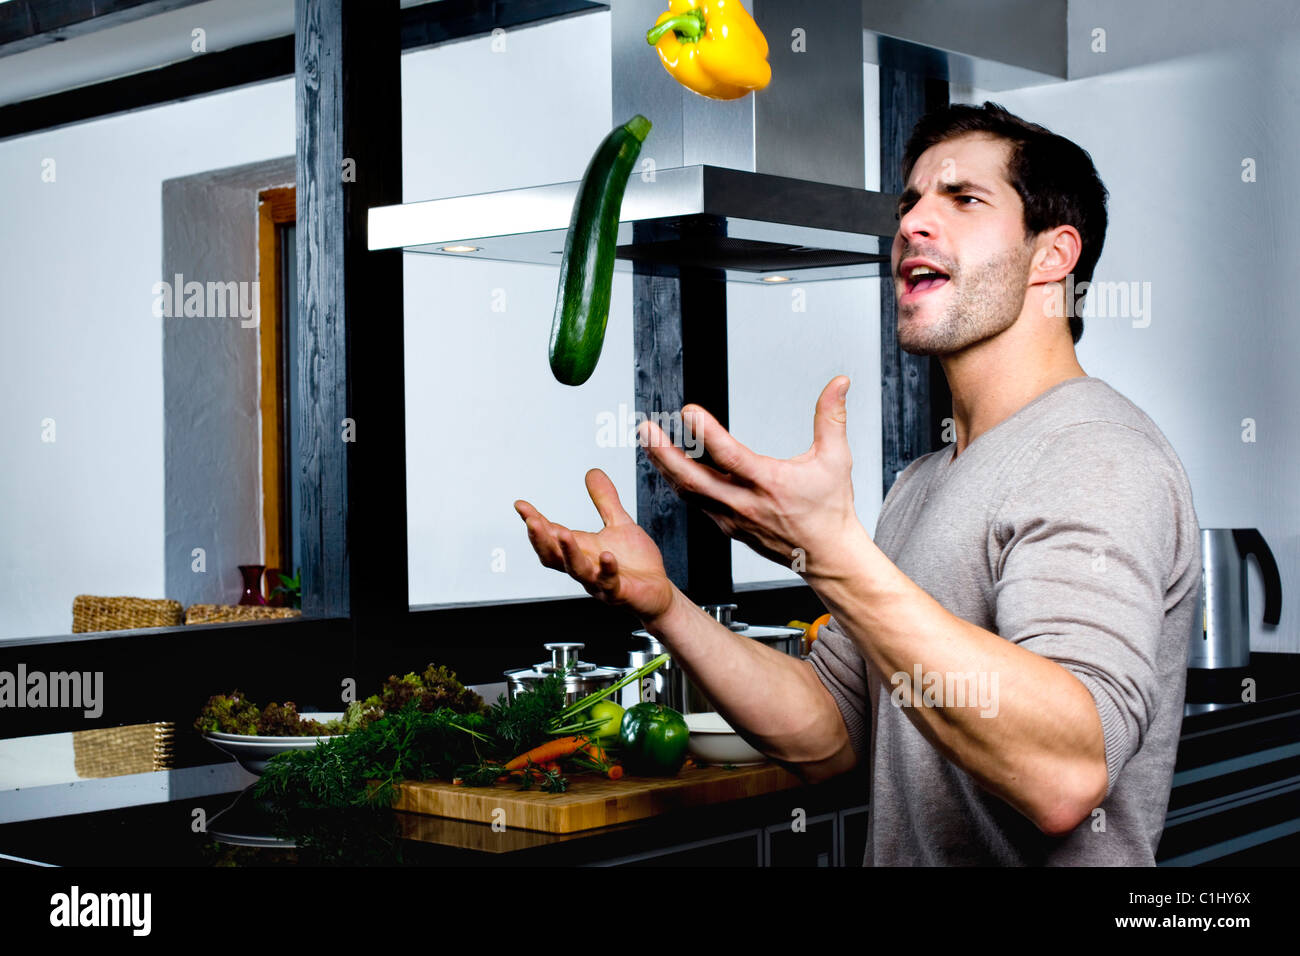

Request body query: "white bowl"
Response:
[685, 712, 766, 767]
[203, 712, 345, 775]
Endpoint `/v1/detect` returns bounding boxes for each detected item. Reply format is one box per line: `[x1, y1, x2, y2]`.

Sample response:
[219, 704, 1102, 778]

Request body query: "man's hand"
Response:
[639, 375, 861, 578]
[515, 468, 678, 624]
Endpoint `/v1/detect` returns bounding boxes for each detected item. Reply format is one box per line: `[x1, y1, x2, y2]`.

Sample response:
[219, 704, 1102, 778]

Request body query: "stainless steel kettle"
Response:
[1190, 528, 1282, 670]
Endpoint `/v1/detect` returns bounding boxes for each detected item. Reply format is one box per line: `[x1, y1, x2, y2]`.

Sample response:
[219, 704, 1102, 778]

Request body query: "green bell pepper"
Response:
[618, 702, 690, 776]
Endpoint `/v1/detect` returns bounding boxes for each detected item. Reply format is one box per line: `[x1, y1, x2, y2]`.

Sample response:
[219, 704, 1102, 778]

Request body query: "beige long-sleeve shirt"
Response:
[809, 376, 1202, 865]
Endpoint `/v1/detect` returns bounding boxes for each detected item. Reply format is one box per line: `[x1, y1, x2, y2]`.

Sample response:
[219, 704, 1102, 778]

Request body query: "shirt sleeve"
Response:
[991, 421, 1182, 798]
[807, 614, 870, 764]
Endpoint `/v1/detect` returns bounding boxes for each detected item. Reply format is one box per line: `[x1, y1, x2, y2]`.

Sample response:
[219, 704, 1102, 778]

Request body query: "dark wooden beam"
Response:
[0, 34, 293, 141]
[879, 70, 950, 497]
[337, 0, 410, 645]
[679, 269, 733, 603]
[0, 0, 206, 57]
[0, 0, 609, 142]
[633, 221, 733, 606]
[295, 0, 405, 638]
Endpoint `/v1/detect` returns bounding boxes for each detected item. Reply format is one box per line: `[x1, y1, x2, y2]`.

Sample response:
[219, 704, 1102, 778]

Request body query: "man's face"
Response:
[890, 133, 1036, 356]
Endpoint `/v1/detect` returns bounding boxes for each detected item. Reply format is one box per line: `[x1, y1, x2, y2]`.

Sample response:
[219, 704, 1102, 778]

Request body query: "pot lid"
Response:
[634, 603, 803, 645]
[505, 642, 623, 684]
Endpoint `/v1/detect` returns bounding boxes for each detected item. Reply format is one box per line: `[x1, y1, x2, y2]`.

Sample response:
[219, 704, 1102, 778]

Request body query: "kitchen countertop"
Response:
[3, 652, 1297, 867]
[0, 767, 867, 867]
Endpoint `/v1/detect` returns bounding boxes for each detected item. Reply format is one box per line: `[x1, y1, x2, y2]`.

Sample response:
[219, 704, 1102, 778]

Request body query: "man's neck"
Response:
[940, 342, 1086, 459]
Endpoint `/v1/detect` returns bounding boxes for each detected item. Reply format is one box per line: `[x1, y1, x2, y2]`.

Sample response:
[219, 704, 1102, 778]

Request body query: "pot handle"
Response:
[1232, 528, 1283, 626]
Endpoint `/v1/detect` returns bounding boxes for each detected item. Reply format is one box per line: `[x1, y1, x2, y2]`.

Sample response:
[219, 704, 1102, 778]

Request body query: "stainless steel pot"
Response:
[704, 603, 805, 657]
[624, 604, 806, 714]
[504, 642, 624, 707]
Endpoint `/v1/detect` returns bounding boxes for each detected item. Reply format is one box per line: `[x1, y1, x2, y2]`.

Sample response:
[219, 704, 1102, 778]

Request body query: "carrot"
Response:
[504, 736, 600, 771]
[498, 768, 544, 783]
[607, 765, 624, 780]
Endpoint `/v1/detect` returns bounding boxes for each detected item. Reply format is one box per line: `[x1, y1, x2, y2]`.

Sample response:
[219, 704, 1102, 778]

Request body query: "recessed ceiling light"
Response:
[441, 244, 480, 253]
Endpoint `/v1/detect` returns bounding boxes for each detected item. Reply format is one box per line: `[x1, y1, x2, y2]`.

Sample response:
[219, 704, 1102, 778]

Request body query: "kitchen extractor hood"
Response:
[367, 0, 1066, 281]
[368, 163, 898, 283]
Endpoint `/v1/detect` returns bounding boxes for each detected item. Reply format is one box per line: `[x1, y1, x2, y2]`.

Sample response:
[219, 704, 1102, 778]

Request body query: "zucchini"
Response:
[548, 114, 652, 386]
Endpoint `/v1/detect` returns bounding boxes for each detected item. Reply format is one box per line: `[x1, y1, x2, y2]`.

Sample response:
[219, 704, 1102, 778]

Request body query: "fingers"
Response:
[596, 551, 620, 591]
[811, 376, 851, 455]
[638, 417, 743, 513]
[516, 501, 566, 571]
[515, 498, 618, 596]
[557, 527, 598, 583]
[585, 469, 633, 527]
[679, 405, 761, 482]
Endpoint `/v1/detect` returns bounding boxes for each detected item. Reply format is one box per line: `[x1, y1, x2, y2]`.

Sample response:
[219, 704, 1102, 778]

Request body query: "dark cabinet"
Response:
[766, 812, 838, 866]
[839, 805, 870, 866]
[605, 830, 763, 866]
[595, 801, 871, 866]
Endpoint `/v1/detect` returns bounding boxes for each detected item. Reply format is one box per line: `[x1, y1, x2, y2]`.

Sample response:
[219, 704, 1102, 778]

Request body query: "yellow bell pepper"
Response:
[646, 0, 771, 100]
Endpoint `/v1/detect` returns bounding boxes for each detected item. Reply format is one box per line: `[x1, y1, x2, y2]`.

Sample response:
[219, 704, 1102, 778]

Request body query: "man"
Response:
[515, 102, 1201, 866]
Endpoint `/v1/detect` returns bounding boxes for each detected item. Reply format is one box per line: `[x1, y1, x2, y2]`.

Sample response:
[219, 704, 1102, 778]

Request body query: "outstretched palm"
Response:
[515, 469, 677, 623]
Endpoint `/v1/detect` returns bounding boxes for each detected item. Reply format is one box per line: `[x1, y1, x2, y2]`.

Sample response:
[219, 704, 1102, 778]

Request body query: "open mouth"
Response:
[901, 269, 950, 301]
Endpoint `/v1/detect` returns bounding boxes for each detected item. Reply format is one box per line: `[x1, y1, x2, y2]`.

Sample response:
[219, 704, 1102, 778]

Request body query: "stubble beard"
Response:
[896, 244, 1033, 357]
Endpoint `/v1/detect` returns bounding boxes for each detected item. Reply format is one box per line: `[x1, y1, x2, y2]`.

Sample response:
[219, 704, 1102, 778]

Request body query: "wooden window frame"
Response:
[257, 187, 296, 584]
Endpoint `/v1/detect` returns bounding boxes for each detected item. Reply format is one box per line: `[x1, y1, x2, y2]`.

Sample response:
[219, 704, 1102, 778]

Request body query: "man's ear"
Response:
[1029, 225, 1083, 284]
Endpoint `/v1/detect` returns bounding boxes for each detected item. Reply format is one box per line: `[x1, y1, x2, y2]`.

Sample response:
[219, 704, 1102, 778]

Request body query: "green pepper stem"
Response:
[646, 10, 706, 45]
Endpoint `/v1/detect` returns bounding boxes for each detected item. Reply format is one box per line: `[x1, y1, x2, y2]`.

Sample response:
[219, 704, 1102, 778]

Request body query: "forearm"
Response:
[643, 587, 855, 780]
[808, 523, 1108, 834]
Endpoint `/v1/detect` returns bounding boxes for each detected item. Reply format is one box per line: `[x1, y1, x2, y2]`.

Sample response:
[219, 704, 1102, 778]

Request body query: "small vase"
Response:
[238, 564, 267, 606]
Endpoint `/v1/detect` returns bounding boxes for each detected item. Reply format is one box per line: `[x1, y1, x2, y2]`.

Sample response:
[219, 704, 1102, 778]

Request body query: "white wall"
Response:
[954, 13, 1300, 653]
[0, 79, 295, 641]
[401, 15, 629, 606]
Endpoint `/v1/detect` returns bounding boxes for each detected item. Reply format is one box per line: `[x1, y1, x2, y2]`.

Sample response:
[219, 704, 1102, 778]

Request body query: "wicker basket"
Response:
[72, 722, 175, 779]
[71, 595, 184, 633]
[184, 604, 302, 625]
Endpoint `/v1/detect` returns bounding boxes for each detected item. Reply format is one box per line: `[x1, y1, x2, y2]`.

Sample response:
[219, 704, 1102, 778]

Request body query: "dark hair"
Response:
[902, 101, 1108, 345]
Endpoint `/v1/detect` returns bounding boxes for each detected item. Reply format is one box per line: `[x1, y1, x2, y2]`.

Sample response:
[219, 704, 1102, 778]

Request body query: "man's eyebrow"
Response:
[897, 180, 997, 208]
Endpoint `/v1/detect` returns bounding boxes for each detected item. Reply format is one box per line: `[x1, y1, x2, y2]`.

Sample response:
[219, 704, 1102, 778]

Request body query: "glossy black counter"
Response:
[3, 653, 1297, 867]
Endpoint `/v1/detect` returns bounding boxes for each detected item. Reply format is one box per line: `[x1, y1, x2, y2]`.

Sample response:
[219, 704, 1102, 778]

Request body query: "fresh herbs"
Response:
[255, 704, 492, 810]
[251, 654, 672, 814]
[483, 672, 568, 758]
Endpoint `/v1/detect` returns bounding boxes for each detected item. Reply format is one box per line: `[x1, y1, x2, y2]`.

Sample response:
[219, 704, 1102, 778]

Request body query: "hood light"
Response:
[441, 244, 481, 253]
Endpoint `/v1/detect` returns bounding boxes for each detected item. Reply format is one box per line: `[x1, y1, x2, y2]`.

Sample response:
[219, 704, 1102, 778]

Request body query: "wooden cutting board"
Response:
[392, 762, 803, 834]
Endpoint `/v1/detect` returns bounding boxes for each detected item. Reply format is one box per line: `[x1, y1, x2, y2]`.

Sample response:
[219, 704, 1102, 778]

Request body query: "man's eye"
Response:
[956, 195, 981, 205]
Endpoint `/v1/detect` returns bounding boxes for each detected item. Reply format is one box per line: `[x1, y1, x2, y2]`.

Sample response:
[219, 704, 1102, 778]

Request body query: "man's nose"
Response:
[898, 193, 940, 242]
